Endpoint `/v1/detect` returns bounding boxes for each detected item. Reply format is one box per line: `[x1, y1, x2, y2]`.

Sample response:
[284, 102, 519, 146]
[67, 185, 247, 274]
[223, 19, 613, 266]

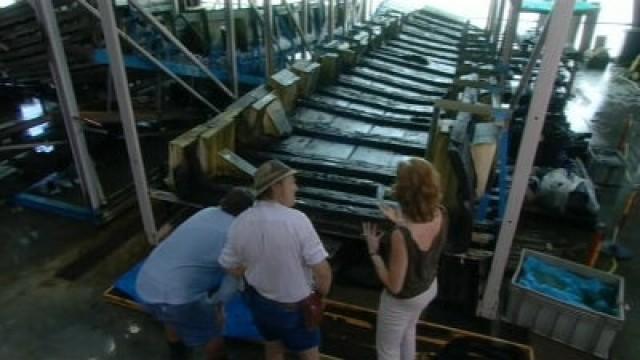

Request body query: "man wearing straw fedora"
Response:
[219, 159, 332, 360]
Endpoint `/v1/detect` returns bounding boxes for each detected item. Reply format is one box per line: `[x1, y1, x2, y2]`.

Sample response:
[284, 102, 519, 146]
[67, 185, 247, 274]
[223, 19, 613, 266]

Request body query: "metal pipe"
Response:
[578, 7, 600, 53]
[283, 0, 311, 57]
[478, 0, 577, 320]
[343, 0, 349, 35]
[247, 0, 286, 65]
[328, 0, 335, 40]
[128, 0, 235, 99]
[224, 0, 239, 97]
[302, 0, 309, 34]
[510, 15, 550, 109]
[96, 0, 158, 244]
[31, 0, 104, 211]
[264, 0, 274, 77]
[352, 0, 357, 27]
[361, 0, 368, 23]
[493, 0, 506, 47]
[76, 0, 220, 113]
[486, 0, 497, 33]
[302, 0, 309, 58]
[567, 15, 581, 47]
[499, 0, 521, 87]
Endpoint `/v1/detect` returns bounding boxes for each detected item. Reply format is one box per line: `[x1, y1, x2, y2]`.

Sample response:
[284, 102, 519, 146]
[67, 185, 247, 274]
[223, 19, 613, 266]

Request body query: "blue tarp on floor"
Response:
[114, 261, 263, 342]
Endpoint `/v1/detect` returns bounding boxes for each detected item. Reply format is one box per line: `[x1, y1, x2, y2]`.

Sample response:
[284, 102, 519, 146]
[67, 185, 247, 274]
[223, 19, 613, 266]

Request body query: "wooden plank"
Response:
[349, 67, 447, 96]
[247, 151, 396, 184]
[297, 100, 429, 132]
[386, 41, 458, 62]
[324, 299, 535, 360]
[361, 58, 453, 88]
[338, 75, 432, 104]
[320, 85, 434, 115]
[292, 124, 426, 155]
[349, 147, 407, 168]
[368, 50, 457, 77]
[296, 137, 355, 160]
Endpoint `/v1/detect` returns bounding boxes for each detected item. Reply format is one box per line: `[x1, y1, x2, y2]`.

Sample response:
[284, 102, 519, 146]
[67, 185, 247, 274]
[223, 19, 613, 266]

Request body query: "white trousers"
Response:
[376, 280, 438, 360]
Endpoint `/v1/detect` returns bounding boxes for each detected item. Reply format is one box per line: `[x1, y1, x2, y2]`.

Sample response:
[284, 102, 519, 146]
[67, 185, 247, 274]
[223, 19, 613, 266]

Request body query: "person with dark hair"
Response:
[362, 157, 448, 360]
[220, 159, 332, 360]
[136, 187, 254, 360]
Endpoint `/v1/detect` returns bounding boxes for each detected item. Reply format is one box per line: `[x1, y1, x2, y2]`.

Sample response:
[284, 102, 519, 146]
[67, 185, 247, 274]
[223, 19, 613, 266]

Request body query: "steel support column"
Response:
[224, 0, 239, 96]
[567, 15, 582, 48]
[342, 0, 348, 35]
[500, 0, 521, 87]
[478, 0, 577, 320]
[302, 0, 309, 57]
[510, 15, 550, 109]
[579, 8, 600, 53]
[361, 0, 368, 22]
[486, 0, 497, 33]
[328, 0, 335, 40]
[264, 0, 274, 77]
[31, 0, 104, 212]
[493, 0, 507, 47]
[97, 0, 158, 244]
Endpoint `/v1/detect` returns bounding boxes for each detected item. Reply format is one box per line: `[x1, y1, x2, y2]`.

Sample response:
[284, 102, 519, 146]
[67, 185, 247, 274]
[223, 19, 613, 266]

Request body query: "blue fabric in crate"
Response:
[517, 256, 618, 316]
[114, 261, 263, 341]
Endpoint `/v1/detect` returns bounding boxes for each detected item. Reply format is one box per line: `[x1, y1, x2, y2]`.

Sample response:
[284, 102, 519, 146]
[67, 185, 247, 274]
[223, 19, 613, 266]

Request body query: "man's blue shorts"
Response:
[245, 287, 320, 352]
[143, 297, 221, 347]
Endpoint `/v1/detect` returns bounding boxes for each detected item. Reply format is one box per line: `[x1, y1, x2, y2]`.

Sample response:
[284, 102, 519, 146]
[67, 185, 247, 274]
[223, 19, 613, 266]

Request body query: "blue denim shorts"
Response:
[245, 288, 320, 352]
[144, 297, 221, 347]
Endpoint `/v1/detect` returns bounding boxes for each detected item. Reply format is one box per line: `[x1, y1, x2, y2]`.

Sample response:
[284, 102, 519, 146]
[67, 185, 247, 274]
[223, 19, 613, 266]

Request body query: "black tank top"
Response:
[391, 207, 448, 299]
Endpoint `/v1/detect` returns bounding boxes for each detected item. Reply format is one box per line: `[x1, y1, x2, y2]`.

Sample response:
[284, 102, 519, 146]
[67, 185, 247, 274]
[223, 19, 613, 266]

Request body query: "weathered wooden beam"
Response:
[337, 75, 435, 104]
[348, 67, 447, 96]
[367, 50, 457, 77]
[318, 85, 434, 116]
[386, 41, 458, 62]
[247, 151, 396, 184]
[297, 99, 430, 131]
[292, 124, 426, 155]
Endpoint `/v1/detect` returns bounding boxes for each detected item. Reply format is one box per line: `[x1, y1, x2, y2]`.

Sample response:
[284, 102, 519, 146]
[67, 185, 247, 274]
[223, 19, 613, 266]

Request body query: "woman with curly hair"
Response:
[363, 157, 448, 360]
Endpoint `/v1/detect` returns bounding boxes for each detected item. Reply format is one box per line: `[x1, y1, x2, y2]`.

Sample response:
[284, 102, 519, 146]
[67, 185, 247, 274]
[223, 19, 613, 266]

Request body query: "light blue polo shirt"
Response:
[136, 207, 237, 305]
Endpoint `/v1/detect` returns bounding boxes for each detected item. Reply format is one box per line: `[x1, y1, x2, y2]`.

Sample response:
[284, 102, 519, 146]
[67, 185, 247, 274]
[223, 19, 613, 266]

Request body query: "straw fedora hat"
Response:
[254, 160, 298, 196]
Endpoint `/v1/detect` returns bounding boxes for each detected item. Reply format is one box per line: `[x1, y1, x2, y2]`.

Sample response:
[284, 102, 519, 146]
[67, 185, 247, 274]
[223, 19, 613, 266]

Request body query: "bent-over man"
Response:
[136, 187, 254, 360]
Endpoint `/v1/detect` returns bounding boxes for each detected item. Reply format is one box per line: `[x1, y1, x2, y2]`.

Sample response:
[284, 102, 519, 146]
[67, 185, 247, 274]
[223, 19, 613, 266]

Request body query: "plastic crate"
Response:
[505, 249, 625, 359]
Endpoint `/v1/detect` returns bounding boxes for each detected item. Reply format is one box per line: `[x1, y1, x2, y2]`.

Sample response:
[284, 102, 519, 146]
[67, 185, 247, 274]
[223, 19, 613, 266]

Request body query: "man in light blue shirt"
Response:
[136, 187, 254, 360]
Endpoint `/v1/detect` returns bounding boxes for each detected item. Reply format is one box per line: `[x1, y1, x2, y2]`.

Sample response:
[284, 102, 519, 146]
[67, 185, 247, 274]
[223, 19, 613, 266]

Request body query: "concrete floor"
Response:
[1, 64, 639, 359]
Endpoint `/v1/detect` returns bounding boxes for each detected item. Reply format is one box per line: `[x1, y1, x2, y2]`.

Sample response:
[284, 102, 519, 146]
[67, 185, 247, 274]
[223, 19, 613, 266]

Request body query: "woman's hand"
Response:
[379, 203, 403, 224]
[362, 222, 384, 255]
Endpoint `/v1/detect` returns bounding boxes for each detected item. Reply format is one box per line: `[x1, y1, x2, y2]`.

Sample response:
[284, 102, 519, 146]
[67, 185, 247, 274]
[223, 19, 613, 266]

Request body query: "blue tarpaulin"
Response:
[113, 261, 263, 342]
[517, 256, 618, 316]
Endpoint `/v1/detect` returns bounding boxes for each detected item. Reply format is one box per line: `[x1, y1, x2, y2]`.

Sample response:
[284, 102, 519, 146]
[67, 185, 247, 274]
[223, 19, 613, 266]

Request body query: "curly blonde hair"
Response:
[392, 157, 442, 223]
